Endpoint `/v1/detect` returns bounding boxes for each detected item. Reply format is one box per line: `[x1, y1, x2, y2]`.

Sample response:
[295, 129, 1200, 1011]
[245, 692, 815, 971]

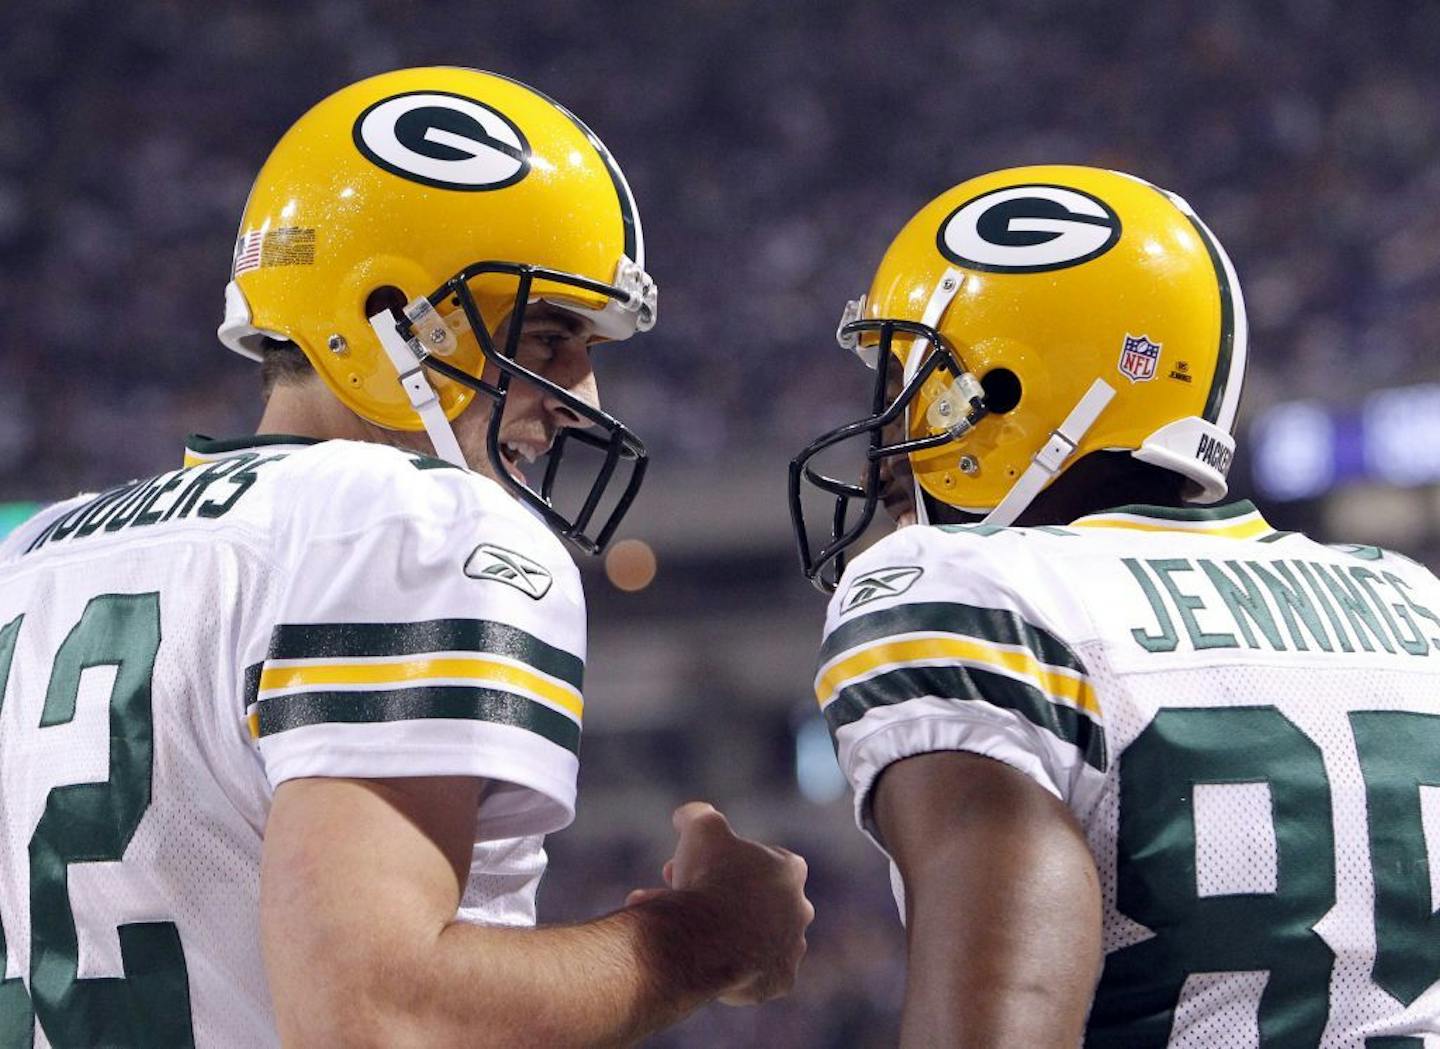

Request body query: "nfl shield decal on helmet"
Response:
[1118, 334, 1161, 383]
[463, 543, 553, 599]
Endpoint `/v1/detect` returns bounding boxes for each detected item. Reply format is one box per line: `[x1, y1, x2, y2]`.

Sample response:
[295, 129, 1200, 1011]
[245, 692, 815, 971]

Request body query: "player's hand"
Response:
[644, 801, 813, 1005]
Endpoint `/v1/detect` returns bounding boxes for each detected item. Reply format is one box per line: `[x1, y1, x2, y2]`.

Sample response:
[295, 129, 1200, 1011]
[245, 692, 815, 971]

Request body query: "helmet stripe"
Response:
[1183, 211, 1236, 425]
[1121, 172, 1246, 432]
[491, 73, 641, 265]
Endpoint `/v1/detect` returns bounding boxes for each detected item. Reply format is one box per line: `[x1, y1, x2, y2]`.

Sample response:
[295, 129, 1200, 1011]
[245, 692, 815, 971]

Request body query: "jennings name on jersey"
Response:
[0, 435, 586, 1048]
[818, 501, 1440, 1048]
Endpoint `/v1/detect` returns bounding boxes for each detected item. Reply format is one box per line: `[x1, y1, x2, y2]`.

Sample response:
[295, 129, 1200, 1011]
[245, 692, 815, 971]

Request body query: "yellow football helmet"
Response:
[791, 165, 1248, 590]
[218, 66, 656, 552]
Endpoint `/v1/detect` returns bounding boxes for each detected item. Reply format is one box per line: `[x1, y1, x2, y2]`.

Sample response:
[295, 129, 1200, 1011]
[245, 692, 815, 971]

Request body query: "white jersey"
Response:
[818, 501, 1440, 1048]
[0, 435, 586, 1048]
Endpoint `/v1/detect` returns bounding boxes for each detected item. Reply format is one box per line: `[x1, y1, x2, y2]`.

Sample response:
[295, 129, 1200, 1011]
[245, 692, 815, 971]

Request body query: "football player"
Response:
[0, 68, 810, 1047]
[792, 164, 1440, 1046]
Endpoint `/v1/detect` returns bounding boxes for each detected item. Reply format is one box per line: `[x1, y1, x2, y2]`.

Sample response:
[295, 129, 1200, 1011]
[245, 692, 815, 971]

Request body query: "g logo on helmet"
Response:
[937, 184, 1121, 273]
[352, 90, 531, 191]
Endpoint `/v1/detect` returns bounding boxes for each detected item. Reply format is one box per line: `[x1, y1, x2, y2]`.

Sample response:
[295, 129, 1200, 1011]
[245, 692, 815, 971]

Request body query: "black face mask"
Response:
[789, 319, 988, 593]
[388, 260, 650, 556]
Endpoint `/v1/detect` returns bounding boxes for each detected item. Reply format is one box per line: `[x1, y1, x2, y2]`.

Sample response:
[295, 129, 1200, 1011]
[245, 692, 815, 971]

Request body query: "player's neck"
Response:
[923, 453, 1188, 528]
[255, 382, 373, 443]
[1013, 454, 1188, 526]
[253, 381, 454, 464]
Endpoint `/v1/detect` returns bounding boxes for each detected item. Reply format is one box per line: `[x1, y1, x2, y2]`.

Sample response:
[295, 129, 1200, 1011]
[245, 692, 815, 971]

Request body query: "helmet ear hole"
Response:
[981, 368, 1022, 414]
[365, 285, 408, 322]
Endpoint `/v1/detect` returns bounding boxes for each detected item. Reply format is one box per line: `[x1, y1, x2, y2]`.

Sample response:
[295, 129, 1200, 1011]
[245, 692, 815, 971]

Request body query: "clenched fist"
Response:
[627, 802, 814, 1007]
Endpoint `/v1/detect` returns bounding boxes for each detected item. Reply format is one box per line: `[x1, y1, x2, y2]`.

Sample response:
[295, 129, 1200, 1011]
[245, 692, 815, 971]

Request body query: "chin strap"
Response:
[983, 378, 1117, 527]
[369, 311, 468, 468]
[907, 268, 967, 527]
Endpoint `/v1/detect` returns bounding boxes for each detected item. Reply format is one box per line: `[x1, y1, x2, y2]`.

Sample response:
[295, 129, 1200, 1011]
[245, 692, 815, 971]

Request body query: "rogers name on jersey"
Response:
[25, 453, 288, 553]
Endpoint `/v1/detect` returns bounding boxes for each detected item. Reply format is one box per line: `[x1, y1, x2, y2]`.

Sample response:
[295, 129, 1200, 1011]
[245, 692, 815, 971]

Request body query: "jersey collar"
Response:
[183, 434, 320, 469]
[1070, 500, 1279, 540]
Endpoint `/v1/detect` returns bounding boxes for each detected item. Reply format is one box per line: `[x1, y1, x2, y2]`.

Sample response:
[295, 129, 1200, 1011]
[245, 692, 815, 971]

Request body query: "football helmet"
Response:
[791, 165, 1248, 590]
[219, 66, 657, 553]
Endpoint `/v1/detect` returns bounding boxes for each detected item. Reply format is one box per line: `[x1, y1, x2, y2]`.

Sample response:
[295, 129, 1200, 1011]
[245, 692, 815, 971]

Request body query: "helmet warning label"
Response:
[233, 227, 316, 276]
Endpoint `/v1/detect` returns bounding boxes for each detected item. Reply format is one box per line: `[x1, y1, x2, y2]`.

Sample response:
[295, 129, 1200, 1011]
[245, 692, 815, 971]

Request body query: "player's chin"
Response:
[466, 448, 525, 488]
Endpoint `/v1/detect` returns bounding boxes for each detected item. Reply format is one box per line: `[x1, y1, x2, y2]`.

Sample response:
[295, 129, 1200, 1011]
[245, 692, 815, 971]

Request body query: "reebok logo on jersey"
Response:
[841, 566, 924, 614]
[463, 543, 553, 599]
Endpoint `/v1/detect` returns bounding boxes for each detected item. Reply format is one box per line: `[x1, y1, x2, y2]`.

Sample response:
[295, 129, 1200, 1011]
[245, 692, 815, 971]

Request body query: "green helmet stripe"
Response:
[1183, 211, 1236, 424]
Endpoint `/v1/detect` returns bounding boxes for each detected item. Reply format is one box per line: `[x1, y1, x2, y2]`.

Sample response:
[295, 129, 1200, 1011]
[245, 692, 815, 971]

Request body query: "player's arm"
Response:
[872, 751, 1102, 1049]
[260, 775, 810, 1049]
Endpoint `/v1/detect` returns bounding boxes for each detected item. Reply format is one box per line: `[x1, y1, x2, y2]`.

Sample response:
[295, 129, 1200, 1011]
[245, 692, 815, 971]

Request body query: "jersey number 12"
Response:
[0, 593, 194, 1048]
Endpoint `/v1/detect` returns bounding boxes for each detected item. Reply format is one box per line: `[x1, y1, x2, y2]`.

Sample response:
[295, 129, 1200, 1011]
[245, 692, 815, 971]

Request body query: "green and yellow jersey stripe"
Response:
[818, 600, 1106, 771]
[1071, 501, 1278, 541]
[182, 433, 318, 469]
[257, 655, 583, 719]
[1073, 514, 1271, 540]
[816, 633, 1096, 718]
[261, 619, 583, 684]
[244, 618, 584, 753]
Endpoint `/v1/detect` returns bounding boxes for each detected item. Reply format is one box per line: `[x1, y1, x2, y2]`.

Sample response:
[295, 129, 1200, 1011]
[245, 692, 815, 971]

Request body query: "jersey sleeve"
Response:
[816, 526, 1106, 849]
[244, 443, 585, 840]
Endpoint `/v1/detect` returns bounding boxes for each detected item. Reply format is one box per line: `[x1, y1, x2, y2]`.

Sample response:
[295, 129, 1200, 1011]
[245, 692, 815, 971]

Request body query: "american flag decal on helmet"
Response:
[233, 230, 263, 276]
[1118, 334, 1161, 383]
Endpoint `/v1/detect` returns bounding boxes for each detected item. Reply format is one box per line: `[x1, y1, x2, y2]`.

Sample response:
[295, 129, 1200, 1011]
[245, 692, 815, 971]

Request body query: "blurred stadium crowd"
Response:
[5, 0, 1440, 492]
[4, 0, 1439, 1043]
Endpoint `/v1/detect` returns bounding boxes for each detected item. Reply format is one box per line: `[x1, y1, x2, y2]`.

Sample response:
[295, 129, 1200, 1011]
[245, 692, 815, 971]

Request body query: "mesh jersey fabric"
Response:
[817, 502, 1440, 1047]
[0, 436, 585, 1048]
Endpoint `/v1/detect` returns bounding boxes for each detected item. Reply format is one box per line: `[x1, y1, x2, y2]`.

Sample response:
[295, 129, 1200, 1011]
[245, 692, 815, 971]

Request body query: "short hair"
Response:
[259, 337, 314, 399]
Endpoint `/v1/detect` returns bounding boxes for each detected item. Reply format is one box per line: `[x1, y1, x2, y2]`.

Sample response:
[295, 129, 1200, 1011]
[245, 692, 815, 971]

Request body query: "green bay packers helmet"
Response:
[791, 165, 1247, 590]
[218, 66, 657, 553]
